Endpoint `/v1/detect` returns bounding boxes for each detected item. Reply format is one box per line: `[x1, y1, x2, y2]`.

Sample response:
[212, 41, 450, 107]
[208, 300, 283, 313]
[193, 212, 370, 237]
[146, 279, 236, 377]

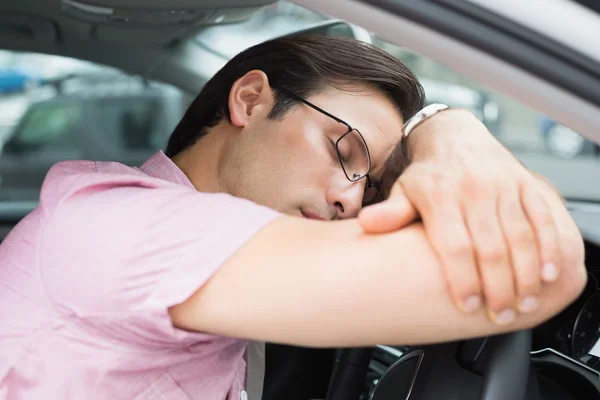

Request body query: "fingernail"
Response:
[542, 262, 559, 282]
[462, 295, 481, 312]
[519, 296, 538, 313]
[495, 309, 516, 325]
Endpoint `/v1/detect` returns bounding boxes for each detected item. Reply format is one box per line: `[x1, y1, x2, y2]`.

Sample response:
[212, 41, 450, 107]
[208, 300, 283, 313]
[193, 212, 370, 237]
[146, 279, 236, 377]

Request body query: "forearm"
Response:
[170, 215, 585, 348]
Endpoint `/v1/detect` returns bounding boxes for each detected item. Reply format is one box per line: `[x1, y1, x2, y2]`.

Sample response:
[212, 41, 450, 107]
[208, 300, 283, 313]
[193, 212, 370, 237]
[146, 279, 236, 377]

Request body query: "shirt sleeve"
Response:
[38, 175, 282, 348]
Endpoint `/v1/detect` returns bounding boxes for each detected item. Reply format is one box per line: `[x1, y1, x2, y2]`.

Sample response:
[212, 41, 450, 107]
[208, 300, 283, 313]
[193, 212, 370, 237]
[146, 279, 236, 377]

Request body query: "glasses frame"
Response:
[277, 89, 372, 180]
[276, 88, 382, 203]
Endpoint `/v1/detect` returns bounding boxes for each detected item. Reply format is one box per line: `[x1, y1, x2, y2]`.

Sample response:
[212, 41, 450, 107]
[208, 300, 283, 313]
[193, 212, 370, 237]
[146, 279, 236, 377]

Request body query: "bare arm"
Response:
[169, 187, 585, 347]
[360, 109, 584, 323]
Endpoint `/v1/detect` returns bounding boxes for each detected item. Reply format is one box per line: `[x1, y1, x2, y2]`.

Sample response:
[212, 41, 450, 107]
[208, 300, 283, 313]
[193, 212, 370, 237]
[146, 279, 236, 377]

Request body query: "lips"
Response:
[301, 210, 327, 221]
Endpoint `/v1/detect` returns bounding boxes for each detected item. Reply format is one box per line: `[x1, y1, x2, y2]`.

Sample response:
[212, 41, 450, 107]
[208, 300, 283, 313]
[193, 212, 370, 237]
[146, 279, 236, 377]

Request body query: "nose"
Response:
[326, 179, 365, 219]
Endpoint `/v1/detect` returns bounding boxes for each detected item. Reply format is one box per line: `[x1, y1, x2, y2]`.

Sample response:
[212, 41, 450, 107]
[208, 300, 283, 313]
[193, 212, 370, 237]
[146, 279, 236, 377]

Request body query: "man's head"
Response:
[167, 34, 424, 219]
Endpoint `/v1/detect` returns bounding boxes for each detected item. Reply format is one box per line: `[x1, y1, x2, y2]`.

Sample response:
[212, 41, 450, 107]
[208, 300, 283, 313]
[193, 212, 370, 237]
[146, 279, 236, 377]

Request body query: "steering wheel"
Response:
[326, 330, 533, 400]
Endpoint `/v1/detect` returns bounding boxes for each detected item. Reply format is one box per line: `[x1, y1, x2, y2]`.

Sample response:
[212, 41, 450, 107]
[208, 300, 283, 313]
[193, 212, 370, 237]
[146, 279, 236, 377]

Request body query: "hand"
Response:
[359, 110, 561, 325]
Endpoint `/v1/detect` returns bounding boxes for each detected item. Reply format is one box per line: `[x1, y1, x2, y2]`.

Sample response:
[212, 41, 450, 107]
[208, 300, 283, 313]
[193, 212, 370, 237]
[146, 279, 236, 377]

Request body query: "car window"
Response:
[1, 2, 597, 206]
[198, 0, 599, 202]
[8, 102, 82, 151]
[0, 50, 187, 203]
[93, 99, 161, 150]
[369, 36, 600, 202]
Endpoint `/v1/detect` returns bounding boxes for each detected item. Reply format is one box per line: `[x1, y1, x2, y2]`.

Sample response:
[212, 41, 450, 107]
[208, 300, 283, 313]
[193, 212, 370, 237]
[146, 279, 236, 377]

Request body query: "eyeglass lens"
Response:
[337, 129, 370, 182]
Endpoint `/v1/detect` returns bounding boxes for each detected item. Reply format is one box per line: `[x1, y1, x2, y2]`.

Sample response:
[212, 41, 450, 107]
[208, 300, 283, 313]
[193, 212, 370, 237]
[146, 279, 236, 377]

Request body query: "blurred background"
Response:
[0, 0, 596, 203]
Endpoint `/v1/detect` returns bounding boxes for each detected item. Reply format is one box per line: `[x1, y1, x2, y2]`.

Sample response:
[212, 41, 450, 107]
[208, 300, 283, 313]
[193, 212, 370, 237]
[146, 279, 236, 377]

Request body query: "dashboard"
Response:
[364, 233, 600, 399]
[532, 240, 600, 372]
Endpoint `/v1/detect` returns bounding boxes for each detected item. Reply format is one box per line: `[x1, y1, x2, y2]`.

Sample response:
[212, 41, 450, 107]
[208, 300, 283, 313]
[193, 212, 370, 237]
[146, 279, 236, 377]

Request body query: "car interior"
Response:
[1, 0, 600, 399]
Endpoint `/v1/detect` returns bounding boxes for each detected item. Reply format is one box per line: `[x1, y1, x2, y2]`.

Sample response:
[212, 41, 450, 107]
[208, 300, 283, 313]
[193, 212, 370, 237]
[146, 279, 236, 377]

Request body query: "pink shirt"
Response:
[0, 151, 281, 400]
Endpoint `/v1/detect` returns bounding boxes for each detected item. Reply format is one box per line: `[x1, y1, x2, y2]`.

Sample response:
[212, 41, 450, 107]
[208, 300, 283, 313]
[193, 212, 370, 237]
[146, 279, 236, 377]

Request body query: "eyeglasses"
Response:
[278, 88, 382, 206]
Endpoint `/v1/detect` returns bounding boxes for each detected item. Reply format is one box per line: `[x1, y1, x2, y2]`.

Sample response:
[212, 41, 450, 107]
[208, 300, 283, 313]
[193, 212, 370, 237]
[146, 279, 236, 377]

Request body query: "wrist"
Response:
[404, 108, 483, 161]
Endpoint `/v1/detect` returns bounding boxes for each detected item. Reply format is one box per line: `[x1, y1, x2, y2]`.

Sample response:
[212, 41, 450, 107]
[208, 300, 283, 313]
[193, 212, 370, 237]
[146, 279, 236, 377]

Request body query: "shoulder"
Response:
[36, 160, 282, 321]
[39, 159, 183, 211]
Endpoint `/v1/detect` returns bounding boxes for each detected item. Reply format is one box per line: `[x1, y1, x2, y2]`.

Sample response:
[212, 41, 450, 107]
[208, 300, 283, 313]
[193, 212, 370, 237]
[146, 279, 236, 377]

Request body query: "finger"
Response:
[464, 189, 517, 325]
[358, 183, 418, 234]
[498, 187, 540, 313]
[521, 180, 561, 283]
[415, 185, 482, 313]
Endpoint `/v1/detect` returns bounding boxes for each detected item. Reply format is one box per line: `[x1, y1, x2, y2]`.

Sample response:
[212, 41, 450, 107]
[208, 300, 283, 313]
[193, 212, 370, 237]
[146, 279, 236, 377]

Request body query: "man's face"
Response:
[224, 83, 405, 220]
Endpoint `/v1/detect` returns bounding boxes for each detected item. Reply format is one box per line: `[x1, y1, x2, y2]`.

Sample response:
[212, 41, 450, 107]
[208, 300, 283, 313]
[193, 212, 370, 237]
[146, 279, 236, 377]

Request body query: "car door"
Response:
[0, 99, 85, 201]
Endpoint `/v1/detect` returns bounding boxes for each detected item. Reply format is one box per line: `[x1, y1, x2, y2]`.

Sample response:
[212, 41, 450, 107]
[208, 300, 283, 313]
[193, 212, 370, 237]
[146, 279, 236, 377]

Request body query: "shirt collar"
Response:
[138, 150, 195, 189]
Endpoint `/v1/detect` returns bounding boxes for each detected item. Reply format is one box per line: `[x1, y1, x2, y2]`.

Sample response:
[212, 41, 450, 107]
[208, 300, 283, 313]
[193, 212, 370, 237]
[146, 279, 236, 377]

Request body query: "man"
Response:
[0, 34, 586, 400]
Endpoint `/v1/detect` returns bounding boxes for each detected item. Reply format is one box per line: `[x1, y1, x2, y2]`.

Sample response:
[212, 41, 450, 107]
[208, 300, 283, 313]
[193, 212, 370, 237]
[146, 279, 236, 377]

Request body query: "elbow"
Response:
[562, 257, 587, 307]
[554, 229, 587, 311]
[566, 225, 587, 294]
[562, 262, 587, 307]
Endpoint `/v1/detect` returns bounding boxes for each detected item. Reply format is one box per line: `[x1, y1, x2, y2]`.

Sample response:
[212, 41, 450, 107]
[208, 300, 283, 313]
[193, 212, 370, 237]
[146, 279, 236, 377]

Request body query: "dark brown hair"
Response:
[165, 34, 425, 157]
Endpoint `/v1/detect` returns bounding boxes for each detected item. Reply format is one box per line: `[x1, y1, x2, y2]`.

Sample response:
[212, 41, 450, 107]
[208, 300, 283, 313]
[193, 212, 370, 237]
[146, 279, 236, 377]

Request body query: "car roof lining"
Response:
[76, 0, 276, 8]
[0, 12, 215, 93]
[0, 0, 277, 48]
[0, 0, 278, 92]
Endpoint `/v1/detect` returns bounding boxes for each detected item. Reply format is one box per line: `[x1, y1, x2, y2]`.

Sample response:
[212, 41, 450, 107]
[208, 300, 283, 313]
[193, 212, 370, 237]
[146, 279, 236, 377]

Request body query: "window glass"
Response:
[11, 102, 82, 150]
[0, 1, 597, 207]
[194, 0, 600, 202]
[0, 50, 186, 203]
[370, 36, 600, 201]
[93, 99, 160, 150]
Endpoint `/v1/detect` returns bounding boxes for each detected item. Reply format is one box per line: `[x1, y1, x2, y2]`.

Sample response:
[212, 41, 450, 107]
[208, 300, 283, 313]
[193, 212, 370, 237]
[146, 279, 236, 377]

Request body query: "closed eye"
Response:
[328, 138, 340, 161]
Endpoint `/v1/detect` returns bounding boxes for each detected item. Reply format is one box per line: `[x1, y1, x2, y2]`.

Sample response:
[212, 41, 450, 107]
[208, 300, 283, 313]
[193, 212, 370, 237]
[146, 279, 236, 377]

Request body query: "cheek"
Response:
[289, 129, 338, 180]
[284, 123, 336, 166]
[272, 119, 342, 191]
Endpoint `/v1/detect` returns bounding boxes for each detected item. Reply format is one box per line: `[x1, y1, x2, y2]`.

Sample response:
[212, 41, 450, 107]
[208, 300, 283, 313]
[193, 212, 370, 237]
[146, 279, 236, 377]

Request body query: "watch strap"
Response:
[402, 103, 450, 138]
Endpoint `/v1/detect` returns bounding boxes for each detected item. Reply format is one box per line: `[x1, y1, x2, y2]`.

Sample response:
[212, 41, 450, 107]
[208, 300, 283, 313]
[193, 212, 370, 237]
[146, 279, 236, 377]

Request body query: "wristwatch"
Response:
[402, 103, 450, 138]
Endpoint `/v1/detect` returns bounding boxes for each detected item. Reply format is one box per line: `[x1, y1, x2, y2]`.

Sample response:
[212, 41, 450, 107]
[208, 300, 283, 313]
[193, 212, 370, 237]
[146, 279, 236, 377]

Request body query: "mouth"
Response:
[301, 210, 327, 221]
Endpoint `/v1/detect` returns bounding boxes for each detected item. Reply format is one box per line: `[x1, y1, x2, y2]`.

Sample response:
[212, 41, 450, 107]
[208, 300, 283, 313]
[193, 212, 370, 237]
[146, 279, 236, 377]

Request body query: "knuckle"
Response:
[464, 173, 510, 201]
[445, 266, 480, 289]
[474, 217, 494, 236]
[396, 170, 414, 188]
[551, 211, 584, 266]
[562, 237, 585, 269]
[430, 179, 451, 200]
[403, 170, 434, 194]
[518, 281, 540, 296]
[508, 225, 535, 245]
[444, 238, 474, 259]
[463, 175, 489, 199]
[458, 280, 481, 298]
[478, 245, 507, 265]
[535, 207, 554, 227]
[515, 273, 540, 294]
[486, 292, 515, 311]
[550, 231, 583, 274]
[540, 235, 561, 260]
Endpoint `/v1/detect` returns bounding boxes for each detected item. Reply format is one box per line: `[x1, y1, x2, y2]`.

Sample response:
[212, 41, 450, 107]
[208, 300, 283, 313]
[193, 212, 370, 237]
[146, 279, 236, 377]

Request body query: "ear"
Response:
[228, 70, 274, 128]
